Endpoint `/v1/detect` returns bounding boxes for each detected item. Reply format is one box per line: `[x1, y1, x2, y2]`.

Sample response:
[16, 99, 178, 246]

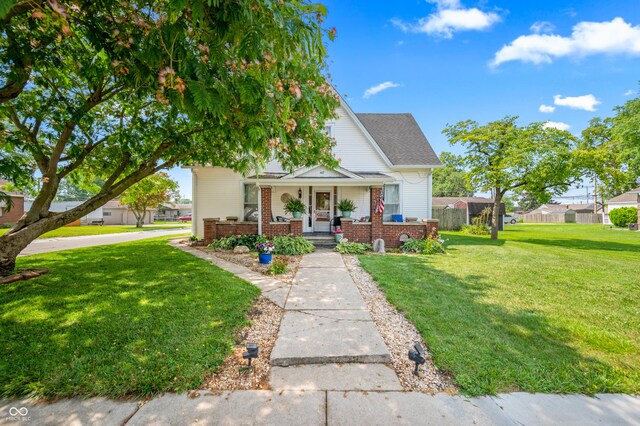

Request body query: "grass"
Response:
[0, 237, 259, 399]
[359, 224, 640, 396]
[0, 223, 189, 238]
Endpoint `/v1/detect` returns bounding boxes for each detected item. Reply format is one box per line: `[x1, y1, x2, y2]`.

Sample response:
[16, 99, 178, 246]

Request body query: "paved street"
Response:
[19, 229, 189, 256]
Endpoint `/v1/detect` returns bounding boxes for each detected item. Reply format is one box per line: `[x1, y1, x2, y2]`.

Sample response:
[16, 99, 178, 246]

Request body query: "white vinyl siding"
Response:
[388, 170, 431, 221]
[338, 186, 370, 221]
[192, 167, 245, 238]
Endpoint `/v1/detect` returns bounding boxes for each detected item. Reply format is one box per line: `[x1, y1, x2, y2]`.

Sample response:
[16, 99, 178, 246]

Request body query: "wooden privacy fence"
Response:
[523, 212, 575, 223]
[432, 208, 467, 230]
[576, 213, 603, 224]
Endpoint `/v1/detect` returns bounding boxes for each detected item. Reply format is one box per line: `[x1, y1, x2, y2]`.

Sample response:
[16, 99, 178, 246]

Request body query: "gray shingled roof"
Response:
[355, 113, 441, 166]
[607, 187, 640, 204]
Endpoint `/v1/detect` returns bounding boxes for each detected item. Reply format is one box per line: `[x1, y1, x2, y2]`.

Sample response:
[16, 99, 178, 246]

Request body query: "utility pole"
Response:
[593, 176, 598, 213]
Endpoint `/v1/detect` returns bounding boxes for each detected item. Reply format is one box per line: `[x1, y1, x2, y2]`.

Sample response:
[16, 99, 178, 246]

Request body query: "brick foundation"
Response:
[203, 218, 259, 243]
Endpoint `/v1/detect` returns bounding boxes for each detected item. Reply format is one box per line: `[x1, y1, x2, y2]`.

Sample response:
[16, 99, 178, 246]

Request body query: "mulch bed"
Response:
[1, 268, 49, 284]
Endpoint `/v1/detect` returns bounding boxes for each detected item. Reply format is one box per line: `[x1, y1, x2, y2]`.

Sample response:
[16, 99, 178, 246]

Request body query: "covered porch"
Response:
[203, 166, 438, 248]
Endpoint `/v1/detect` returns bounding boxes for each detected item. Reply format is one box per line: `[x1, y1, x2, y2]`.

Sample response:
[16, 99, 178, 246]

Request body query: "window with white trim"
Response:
[383, 184, 400, 222]
[244, 184, 259, 222]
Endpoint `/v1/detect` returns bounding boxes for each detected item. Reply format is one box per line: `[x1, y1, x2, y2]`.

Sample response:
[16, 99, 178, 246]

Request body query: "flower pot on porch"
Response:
[342, 211, 352, 218]
[335, 233, 344, 243]
[292, 211, 302, 219]
[258, 253, 273, 265]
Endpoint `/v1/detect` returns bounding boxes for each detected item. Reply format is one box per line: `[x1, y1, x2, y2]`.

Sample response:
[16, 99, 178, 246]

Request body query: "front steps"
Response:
[304, 234, 338, 249]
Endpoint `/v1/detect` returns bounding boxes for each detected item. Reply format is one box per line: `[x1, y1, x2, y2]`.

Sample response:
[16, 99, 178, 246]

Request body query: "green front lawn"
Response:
[0, 237, 259, 399]
[360, 224, 640, 396]
[0, 223, 189, 238]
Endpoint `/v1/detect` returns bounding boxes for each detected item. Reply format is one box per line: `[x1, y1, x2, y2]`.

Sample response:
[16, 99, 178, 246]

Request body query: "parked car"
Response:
[178, 213, 192, 222]
[503, 214, 518, 225]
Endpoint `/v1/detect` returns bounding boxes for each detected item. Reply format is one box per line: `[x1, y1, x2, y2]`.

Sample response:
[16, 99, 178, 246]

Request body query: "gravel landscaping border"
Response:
[205, 296, 283, 391]
[342, 254, 456, 394]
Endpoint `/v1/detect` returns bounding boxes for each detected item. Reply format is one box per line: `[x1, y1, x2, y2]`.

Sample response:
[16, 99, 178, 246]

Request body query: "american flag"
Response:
[375, 194, 384, 214]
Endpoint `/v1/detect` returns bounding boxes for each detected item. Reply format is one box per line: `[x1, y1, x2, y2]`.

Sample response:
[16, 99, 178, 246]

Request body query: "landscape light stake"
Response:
[243, 343, 259, 367]
[408, 341, 426, 376]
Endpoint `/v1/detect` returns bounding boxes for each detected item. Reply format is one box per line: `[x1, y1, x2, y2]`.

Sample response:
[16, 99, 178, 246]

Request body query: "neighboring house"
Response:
[531, 203, 598, 214]
[189, 96, 442, 247]
[433, 196, 506, 230]
[0, 193, 25, 226]
[605, 188, 640, 213]
[156, 203, 192, 221]
[23, 200, 103, 225]
[102, 200, 155, 225]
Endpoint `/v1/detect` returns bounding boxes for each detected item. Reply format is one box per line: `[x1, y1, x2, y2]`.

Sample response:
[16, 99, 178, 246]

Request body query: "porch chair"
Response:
[331, 216, 342, 232]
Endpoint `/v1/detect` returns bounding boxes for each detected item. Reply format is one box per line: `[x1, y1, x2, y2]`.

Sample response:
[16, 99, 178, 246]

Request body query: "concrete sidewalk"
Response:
[2, 391, 638, 425]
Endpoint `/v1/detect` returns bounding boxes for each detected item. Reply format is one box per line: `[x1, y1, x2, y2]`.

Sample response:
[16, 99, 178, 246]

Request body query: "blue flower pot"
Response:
[258, 253, 272, 264]
[293, 212, 302, 219]
[342, 211, 352, 218]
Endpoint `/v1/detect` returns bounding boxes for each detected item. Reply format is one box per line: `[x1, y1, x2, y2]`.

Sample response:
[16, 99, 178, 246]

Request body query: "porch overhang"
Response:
[245, 166, 395, 186]
[244, 177, 393, 186]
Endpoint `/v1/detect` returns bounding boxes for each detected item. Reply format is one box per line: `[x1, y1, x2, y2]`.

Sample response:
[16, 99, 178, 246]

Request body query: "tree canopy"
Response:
[444, 116, 580, 239]
[432, 151, 474, 197]
[579, 92, 640, 199]
[120, 172, 178, 227]
[0, 0, 339, 274]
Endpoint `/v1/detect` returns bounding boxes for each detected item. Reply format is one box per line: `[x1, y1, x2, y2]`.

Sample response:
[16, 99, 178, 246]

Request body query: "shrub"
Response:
[334, 241, 372, 254]
[271, 235, 315, 255]
[461, 224, 490, 235]
[284, 197, 306, 214]
[208, 236, 237, 250]
[401, 237, 446, 255]
[188, 234, 201, 242]
[609, 207, 638, 227]
[1, 222, 15, 229]
[267, 256, 289, 275]
[337, 198, 357, 212]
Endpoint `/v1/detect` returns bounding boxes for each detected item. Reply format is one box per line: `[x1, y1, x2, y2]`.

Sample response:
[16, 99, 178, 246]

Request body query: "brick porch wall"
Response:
[203, 218, 259, 243]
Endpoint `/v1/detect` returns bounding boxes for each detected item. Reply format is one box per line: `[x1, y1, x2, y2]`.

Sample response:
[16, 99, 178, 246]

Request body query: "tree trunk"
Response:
[0, 220, 52, 276]
[490, 190, 503, 240]
[136, 216, 144, 228]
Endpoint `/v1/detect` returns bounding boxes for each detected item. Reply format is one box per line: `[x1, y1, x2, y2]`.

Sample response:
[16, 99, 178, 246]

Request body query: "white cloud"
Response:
[624, 89, 636, 96]
[530, 21, 555, 34]
[363, 81, 400, 99]
[539, 104, 556, 113]
[553, 94, 600, 111]
[392, 1, 501, 39]
[544, 121, 571, 131]
[491, 17, 640, 67]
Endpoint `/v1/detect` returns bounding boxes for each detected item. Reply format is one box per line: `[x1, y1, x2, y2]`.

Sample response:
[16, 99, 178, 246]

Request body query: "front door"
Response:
[313, 191, 331, 232]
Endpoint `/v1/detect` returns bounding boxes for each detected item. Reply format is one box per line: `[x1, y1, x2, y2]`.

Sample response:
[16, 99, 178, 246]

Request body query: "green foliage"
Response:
[284, 197, 306, 214]
[120, 173, 179, 226]
[0, 0, 340, 264]
[337, 198, 357, 212]
[208, 234, 268, 251]
[461, 224, 490, 235]
[444, 116, 580, 239]
[608, 207, 638, 227]
[334, 241, 372, 254]
[267, 256, 289, 275]
[580, 92, 640, 197]
[432, 151, 474, 197]
[188, 234, 201, 242]
[208, 236, 237, 250]
[271, 235, 314, 255]
[401, 237, 446, 255]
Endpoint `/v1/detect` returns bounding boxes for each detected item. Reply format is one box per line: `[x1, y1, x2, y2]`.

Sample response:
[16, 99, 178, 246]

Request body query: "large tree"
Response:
[579, 93, 640, 199]
[120, 172, 178, 228]
[0, 1, 339, 274]
[432, 151, 474, 197]
[444, 116, 580, 239]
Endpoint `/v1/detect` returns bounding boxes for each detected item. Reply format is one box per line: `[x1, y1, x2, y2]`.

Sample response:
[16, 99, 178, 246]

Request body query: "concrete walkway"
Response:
[20, 228, 188, 256]
[2, 246, 638, 425]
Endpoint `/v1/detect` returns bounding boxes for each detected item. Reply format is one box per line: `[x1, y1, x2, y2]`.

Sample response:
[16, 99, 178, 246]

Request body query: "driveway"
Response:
[19, 229, 188, 256]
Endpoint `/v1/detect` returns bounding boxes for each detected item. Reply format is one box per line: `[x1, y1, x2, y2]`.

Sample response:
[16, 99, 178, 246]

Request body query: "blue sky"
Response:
[170, 0, 640, 200]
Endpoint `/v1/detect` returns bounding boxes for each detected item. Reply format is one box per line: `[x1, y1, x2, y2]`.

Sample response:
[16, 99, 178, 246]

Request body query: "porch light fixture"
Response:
[298, 188, 303, 199]
[243, 342, 259, 367]
[408, 341, 426, 375]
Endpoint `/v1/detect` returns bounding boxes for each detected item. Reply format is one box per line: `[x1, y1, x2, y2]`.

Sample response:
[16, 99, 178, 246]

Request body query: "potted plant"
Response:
[284, 197, 306, 219]
[332, 228, 344, 242]
[256, 241, 275, 264]
[337, 199, 357, 218]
